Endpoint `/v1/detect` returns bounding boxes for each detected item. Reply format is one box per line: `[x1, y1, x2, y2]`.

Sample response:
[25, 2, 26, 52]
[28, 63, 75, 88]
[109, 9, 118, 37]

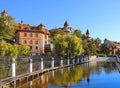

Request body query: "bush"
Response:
[97, 53, 107, 57]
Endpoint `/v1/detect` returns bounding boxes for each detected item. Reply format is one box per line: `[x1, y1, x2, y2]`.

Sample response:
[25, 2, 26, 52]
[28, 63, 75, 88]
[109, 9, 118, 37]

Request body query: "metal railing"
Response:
[0, 56, 89, 79]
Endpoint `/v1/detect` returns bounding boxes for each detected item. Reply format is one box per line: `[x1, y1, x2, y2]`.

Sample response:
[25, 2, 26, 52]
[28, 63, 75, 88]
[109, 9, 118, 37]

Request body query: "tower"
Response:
[86, 29, 89, 37]
[39, 24, 45, 30]
[1, 10, 8, 17]
[64, 21, 69, 28]
[86, 29, 90, 41]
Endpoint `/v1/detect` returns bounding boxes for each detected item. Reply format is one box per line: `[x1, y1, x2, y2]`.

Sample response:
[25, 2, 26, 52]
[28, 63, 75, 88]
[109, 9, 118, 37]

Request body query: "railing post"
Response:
[67, 57, 70, 65]
[77, 57, 79, 63]
[40, 58, 43, 70]
[72, 58, 75, 64]
[82, 55, 85, 62]
[11, 58, 16, 77]
[51, 57, 54, 68]
[29, 58, 32, 73]
[81, 57, 83, 63]
[88, 55, 90, 61]
[60, 57, 63, 67]
[84, 56, 86, 62]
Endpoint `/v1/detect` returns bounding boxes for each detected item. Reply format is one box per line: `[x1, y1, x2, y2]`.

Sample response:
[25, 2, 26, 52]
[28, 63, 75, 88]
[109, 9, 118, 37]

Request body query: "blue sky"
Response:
[1, 0, 120, 42]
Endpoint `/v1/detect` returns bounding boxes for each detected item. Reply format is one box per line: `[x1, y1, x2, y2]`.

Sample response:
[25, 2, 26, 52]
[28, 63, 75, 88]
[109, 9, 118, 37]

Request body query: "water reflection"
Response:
[13, 62, 119, 88]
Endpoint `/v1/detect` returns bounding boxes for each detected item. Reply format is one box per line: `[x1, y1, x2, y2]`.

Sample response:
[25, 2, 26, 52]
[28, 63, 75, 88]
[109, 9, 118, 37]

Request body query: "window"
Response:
[24, 40, 27, 44]
[30, 40, 33, 44]
[30, 33, 33, 37]
[36, 33, 38, 37]
[36, 46, 38, 50]
[24, 32, 27, 37]
[36, 53, 38, 55]
[45, 41, 47, 44]
[35, 40, 38, 44]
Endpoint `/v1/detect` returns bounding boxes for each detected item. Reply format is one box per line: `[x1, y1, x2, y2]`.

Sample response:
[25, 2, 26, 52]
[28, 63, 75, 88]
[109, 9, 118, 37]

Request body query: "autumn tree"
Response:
[50, 28, 65, 39]
[82, 39, 97, 55]
[18, 45, 31, 56]
[65, 35, 83, 58]
[0, 13, 18, 39]
[53, 34, 68, 57]
[0, 40, 30, 58]
[53, 33, 83, 58]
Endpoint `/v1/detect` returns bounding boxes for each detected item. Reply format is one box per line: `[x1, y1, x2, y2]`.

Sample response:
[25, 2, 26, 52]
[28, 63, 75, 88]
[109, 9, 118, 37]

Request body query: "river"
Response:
[13, 61, 120, 88]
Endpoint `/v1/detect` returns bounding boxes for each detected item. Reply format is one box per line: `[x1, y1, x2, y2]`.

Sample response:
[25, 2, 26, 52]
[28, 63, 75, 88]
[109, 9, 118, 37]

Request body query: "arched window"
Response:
[36, 46, 39, 50]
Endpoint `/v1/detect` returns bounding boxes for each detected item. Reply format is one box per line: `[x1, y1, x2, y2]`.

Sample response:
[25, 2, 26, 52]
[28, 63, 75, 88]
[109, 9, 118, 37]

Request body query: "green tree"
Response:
[0, 40, 18, 58]
[0, 15, 18, 39]
[66, 35, 83, 58]
[9, 44, 19, 58]
[88, 41, 97, 55]
[74, 29, 82, 38]
[0, 40, 30, 58]
[95, 37, 101, 44]
[53, 34, 68, 57]
[50, 28, 65, 39]
[53, 34, 83, 58]
[19, 45, 31, 56]
[82, 39, 97, 55]
[0, 40, 8, 56]
[94, 37, 101, 53]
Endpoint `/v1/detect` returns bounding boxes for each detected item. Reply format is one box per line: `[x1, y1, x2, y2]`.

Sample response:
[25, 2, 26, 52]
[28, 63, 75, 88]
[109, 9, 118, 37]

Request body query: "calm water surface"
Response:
[14, 62, 120, 88]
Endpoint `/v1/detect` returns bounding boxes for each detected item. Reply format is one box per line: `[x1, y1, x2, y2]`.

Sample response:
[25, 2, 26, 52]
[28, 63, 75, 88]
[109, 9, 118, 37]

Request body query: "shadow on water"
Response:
[11, 62, 119, 88]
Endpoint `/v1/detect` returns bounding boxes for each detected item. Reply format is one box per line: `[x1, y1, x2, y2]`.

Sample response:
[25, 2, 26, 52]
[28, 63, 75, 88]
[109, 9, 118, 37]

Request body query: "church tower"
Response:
[86, 29, 90, 41]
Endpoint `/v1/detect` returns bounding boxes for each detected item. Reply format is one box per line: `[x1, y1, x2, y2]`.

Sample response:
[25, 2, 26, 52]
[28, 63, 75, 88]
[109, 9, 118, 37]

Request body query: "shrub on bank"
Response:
[97, 53, 107, 57]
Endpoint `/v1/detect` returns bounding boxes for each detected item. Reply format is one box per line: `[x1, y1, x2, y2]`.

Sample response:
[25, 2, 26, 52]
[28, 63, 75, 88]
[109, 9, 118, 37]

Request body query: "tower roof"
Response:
[86, 29, 89, 35]
[39, 24, 45, 27]
[64, 21, 69, 26]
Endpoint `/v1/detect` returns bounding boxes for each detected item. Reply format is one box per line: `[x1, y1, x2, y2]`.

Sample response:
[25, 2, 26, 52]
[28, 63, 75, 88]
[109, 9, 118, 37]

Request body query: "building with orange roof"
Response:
[16, 21, 52, 55]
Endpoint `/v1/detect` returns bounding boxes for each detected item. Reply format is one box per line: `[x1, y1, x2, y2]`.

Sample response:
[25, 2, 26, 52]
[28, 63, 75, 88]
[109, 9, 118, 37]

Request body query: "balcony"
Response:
[45, 44, 53, 52]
